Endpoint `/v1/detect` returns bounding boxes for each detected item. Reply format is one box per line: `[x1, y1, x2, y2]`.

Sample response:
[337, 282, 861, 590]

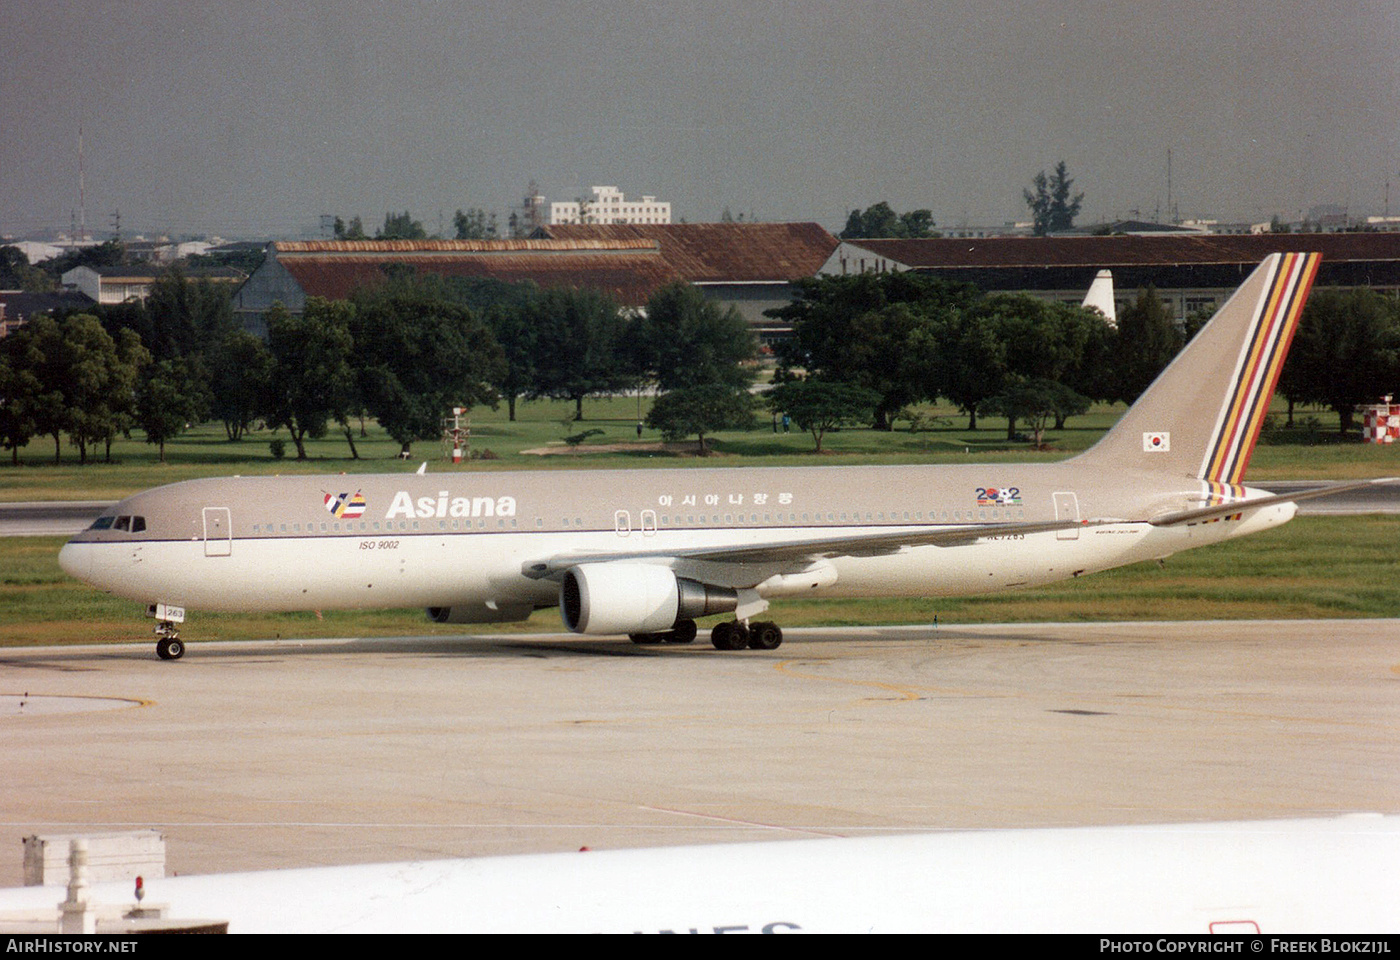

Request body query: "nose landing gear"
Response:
[155, 621, 185, 660]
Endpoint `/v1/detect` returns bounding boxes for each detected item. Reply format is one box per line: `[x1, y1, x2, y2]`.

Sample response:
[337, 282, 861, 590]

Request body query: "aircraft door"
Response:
[640, 509, 657, 537]
[203, 507, 232, 556]
[1053, 492, 1080, 540]
[614, 510, 631, 537]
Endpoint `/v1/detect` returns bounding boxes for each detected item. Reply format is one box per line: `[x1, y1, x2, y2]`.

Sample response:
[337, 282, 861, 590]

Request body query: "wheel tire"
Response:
[710, 621, 737, 650]
[157, 638, 185, 660]
[668, 620, 698, 644]
[629, 633, 664, 645]
[748, 622, 783, 651]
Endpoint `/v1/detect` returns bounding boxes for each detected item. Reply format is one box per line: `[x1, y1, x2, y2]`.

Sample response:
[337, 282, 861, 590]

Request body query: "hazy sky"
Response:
[4, 0, 1398, 238]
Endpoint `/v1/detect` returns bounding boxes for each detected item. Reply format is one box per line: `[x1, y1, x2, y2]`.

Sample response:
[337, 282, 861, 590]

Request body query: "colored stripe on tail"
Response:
[1200, 252, 1321, 484]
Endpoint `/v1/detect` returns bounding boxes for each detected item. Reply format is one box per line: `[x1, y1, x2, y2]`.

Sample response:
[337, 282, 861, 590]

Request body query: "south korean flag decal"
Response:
[1143, 432, 1170, 452]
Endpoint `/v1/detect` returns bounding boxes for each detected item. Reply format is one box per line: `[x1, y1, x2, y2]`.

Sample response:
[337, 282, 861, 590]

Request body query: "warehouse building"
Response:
[542, 222, 839, 336]
[821, 233, 1400, 321]
[234, 224, 840, 341]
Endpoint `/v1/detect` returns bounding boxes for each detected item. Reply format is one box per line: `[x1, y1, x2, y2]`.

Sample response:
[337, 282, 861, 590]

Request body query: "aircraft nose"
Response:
[58, 542, 88, 582]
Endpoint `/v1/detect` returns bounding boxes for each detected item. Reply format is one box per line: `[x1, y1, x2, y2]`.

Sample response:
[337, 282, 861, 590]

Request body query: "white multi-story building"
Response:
[550, 186, 671, 225]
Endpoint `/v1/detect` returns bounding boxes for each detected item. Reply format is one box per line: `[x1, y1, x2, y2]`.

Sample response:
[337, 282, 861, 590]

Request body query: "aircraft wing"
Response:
[1148, 477, 1398, 527]
[522, 515, 1107, 579]
[524, 477, 1398, 579]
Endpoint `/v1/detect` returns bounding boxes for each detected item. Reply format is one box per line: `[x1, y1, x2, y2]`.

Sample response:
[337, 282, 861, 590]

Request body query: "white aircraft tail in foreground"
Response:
[0, 815, 1395, 933]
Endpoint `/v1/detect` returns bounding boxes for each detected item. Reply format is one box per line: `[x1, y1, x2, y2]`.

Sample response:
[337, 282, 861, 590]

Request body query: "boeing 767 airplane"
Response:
[57, 252, 1391, 659]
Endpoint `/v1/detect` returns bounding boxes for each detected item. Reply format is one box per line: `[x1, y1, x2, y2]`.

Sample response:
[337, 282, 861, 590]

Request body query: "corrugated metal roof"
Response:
[838, 233, 1400, 269]
[277, 251, 682, 307]
[542, 222, 839, 282]
[274, 238, 657, 255]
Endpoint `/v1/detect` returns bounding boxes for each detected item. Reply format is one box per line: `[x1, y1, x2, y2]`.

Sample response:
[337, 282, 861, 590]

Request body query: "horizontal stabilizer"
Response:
[1149, 477, 1398, 527]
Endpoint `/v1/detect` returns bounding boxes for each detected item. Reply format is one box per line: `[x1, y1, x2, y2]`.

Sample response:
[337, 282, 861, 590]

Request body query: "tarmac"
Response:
[2, 619, 1397, 887]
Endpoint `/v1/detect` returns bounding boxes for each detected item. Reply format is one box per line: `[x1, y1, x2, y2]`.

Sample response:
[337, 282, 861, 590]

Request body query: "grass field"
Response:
[1, 395, 1396, 502]
[3, 515, 1396, 648]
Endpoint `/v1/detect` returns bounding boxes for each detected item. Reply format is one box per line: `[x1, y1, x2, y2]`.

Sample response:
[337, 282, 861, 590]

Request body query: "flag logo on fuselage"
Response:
[324, 491, 367, 519]
[976, 486, 1022, 506]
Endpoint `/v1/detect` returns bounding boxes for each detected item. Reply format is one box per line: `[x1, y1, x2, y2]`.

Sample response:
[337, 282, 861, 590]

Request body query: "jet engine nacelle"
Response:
[560, 563, 738, 635]
[426, 602, 534, 624]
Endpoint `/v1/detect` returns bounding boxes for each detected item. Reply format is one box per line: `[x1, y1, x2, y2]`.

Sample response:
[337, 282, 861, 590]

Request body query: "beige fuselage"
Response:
[58, 461, 1294, 617]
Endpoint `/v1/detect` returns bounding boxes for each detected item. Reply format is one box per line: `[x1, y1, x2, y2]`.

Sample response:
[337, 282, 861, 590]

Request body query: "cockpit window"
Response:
[89, 516, 114, 531]
[131, 516, 146, 533]
[114, 516, 131, 531]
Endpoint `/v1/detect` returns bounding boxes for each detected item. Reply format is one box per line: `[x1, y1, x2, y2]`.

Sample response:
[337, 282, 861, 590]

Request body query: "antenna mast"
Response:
[78, 124, 88, 241]
[1167, 148, 1174, 224]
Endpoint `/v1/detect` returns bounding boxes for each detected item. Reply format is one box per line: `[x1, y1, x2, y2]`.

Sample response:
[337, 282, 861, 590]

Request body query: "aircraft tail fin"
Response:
[1081, 269, 1117, 325]
[1075, 252, 1321, 484]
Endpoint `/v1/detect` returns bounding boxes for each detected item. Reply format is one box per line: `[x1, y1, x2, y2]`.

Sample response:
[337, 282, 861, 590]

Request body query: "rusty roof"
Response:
[274, 238, 657, 255]
[837, 233, 1400, 269]
[276, 250, 682, 307]
[542, 222, 839, 282]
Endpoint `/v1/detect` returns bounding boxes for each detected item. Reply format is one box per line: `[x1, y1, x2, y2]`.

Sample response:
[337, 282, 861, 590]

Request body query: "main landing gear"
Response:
[629, 619, 784, 651]
[629, 619, 700, 645]
[155, 621, 185, 660]
[710, 620, 783, 651]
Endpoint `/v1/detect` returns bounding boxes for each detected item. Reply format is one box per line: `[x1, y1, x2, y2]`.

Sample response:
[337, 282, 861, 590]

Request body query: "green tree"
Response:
[766, 379, 880, 453]
[525, 287, 633, 420]
[334, 216, 367, 240]
[1110, 287, 1184, 403]
[971, 294, 1109, 435]
[263, 300, 356, 460]
[348, 280, 505, 456]
[136, 358, 210, 462]
[207, 329, 273, 441]
[56, 315, 149, 465]
[772, 272, 976, 429]
[1024, 161, 1084, 235]
[138, 268, 236, 361]
[3, 317, 68, 462]
[0, 246, 52, 291]
[926, 307, 1007, 429]
[631, 282, 755, 391]
[979, 377, 1090, 449]
[839, 202, 937, 239]
[378, 211, 427, 240]
[453, 208, 498, 240]
[483, 299, 538, 422]
[1280, 288, 1400, 435]
[0, 343, 41, 464]
[645, 384, 755, 454]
